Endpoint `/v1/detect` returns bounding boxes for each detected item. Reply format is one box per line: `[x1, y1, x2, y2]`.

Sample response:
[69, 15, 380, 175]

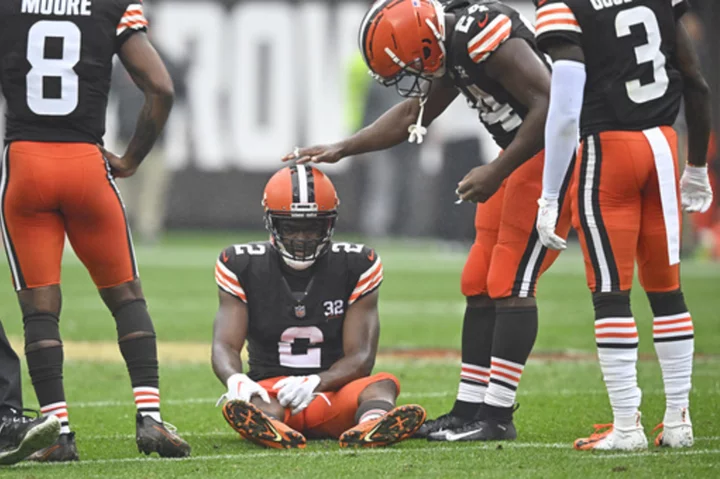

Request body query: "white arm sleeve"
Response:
[542, 60, 587, 200]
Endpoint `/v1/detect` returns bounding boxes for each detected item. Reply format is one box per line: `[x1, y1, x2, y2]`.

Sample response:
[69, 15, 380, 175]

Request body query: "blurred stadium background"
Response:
[1, 0, 719, 476]
[0, 0, 706, 252]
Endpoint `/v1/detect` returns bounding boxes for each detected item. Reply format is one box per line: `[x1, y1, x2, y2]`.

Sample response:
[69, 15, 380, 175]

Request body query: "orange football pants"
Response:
[0, 142, 137, 291]
[258, 372, 400, 439]
[572, 127, 681, 293]
[461, 150, 573, 299]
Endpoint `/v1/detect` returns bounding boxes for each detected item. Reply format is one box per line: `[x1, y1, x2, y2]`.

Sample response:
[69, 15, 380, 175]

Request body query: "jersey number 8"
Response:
[615, 6, 669, 105]
[26, 21, 81, 116]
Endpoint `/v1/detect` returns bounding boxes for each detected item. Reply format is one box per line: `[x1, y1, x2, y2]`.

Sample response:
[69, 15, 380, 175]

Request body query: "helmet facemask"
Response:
[265, 210, 337, 270]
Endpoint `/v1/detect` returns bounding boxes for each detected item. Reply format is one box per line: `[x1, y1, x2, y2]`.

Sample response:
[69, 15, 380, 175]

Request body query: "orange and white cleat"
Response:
[574, 414, 648, 451]
[653, 408, 693, 448]
[339, 404, 426, 448]
[222, 400, 306, 449]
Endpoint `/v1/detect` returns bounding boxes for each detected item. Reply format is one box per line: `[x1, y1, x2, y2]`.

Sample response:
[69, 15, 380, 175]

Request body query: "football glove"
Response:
[536, 197, 567, 251]
[680, 165, 714, 213]
[273, 375, 321, 416]
[215, 373, 270, 406]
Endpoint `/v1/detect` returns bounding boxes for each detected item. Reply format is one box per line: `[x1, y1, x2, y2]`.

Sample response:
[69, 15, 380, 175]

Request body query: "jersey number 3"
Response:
[615, 6, 669, 105]
[26, 21, 81, 116]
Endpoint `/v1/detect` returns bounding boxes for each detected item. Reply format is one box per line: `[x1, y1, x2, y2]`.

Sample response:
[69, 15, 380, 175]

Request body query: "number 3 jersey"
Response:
[214, 241, 383, 382]
[442, 0, 548, 149]
[0, 0, 148, 143]
[534, 0, 688, 137]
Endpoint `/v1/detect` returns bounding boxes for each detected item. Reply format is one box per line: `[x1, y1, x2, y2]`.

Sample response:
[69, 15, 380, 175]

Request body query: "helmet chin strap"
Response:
[408, 97, 428, 144]
[281, 255, 316, 271]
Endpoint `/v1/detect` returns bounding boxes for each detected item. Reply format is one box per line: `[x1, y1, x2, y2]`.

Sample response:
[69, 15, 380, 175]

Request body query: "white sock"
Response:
[134, 386, 162, 423]
[457, 363, 489, 403]
[41, 401, 70, 435]
[595, 317, 641, 420]
[653, 312, 694, 411]
[484, 357, 524, 408]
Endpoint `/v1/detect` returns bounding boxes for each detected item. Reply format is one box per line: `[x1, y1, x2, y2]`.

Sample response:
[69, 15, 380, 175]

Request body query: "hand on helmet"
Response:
[282, 144, 345, 165]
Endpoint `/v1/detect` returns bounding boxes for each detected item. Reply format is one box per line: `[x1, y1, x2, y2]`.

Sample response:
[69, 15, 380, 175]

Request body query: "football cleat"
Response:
[415, 412, 471, 439]
[222, 400, 306, 449]
[653, 408, 694, 448]
[339, 404, 426, 448]
[574, 414, 648, 451]
[0, 412, 61, 465]
[26, 432, 79, 462]
[136, 414, 191, 458]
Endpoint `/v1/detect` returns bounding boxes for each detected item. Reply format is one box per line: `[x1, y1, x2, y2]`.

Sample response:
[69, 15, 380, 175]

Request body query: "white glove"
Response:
[215, 373, 270, 406]
[536, 197, 567, 251]
[273, 375, 321, 416]
[681, 165, 714, 213]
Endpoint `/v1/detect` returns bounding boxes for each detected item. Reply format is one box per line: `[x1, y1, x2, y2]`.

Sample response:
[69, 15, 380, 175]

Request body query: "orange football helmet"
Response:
[359, 0, 447, 98]
[262, 165, 339, 269]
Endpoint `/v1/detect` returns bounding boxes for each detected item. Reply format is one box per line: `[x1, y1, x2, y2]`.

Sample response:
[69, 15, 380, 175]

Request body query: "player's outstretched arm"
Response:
[675, 22, 711, 169]
[283, 79, 458, 165]
[105, 33, 174, 177]
[314, 290, 381, 393]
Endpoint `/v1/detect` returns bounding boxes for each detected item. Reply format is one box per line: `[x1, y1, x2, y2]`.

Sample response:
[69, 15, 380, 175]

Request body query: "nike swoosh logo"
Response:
[477, 14, 489, 29]
[222, 251, 229, 263]
[266, 421, 284, 442]
[445, 427, 483, 441]
[537, 0, 549, 6]
[363, 420, 386, 442]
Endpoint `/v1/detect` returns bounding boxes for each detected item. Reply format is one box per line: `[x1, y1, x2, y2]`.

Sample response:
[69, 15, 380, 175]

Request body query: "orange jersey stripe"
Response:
[536, 18, 580, 30]
[595, 332, 639, 339]
[492, 370, 520, 383]
[653, 325, 694, 334]
[215, 264, 241, 288]
[491, 360, 523, 375]
[653, 317, 692, 326]
[467, 17, 511, 54]
[595, 322, 638, 330]
[119, 19, 149, 29]
[536, 6, 574, 21]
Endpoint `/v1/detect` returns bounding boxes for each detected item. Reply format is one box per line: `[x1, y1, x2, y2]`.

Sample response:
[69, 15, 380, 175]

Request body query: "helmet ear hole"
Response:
[423, 46, 431, 59]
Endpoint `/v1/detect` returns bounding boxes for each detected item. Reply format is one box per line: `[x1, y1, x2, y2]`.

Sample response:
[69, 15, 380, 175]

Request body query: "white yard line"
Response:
[13, 442, 720, 468]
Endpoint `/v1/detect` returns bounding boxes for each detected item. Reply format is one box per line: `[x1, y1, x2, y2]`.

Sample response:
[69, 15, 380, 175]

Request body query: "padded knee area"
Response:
[592, 293, 631, 318]
[23, 313, 61, 350]
[113, 299, 155, 339]
[462, 243, 491, 297]
[488, 244, 521, 299]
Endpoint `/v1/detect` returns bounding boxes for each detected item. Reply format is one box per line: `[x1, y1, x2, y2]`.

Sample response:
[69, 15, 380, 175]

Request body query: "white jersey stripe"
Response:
[584, 137, 612, 292]
[643, 128, 680, 265]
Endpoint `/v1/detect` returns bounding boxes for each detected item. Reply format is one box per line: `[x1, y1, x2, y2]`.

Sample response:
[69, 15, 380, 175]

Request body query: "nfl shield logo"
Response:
[294, 304, 306, 319]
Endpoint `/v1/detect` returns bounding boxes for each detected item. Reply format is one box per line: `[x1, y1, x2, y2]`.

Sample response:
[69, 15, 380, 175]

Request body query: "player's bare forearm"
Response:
[494, 100, 548, 178]
[118, 33, 174, 168]
[337, 99, 420, 157]
[211, 341, 244, 386]
[211, 291, 249, 385]
[316, 291, 380, 392]
[675, 22, 711, 167]
[338, 79, 458, 157]
[486, 39, 552, 177]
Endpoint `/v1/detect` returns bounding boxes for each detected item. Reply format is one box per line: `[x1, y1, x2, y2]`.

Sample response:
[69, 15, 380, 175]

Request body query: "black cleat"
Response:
[0, 412, 61, 465]
[434, 404, 517, 442]
[26, 432, 79, 462]
[136, 414, 191, 458]
[416, 412, 475, 440]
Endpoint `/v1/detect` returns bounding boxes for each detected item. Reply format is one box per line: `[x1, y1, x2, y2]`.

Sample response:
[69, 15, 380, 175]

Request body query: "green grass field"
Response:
[0, 232, 718, 478]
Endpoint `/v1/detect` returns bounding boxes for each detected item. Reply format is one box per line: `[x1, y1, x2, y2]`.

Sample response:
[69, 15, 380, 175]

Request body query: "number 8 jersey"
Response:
[0, 0, 148, 143]
[214, 241, 383, 382]
[534, 0, 688, 137]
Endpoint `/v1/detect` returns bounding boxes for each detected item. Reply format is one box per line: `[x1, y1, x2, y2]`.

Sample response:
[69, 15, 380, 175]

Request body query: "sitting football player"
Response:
[211, 165, 425, 449]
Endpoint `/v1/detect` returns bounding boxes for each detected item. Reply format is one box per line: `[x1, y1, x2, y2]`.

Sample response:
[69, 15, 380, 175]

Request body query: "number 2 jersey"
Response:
[214, 241, 383, 382]
[0, 0, 148, 144]
[534, 0, 689, 137]
[442, 0, 548, 149]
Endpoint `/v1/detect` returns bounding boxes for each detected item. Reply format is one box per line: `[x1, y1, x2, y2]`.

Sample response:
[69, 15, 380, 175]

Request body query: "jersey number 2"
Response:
[615, 6, 669, 105]
[278, 326, 324, 369]
[26, 21, 81, 116]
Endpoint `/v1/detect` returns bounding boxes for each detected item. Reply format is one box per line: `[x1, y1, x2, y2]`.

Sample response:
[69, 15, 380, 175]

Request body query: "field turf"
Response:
[0, 232, 718, 478]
